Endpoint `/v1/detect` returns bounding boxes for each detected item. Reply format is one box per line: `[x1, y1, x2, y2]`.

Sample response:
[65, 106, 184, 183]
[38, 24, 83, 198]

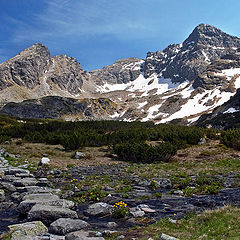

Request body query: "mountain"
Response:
[1, 24, 240, 124]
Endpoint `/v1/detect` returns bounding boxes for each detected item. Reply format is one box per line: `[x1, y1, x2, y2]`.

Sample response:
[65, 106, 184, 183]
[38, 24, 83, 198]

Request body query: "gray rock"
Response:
[173, 190, 184, 196]
[28, 204, 78, 224]
[85, 202, 113, 217]
[17, 186, 61, 194]
[39, 157, 51, 166]
[117, 235, 125, 239]
[5, 168, 30, 176]
[9, 221, 48, 240]
[18, 197, 74, 215]
[0, 182, 16, 192]
[23, 193, 60, 201]
[0, 189, 5, 202]
[106, 222, 117, 228]
[73, 152, 86, 159]
[198, 137, 206, 145]
[65, 230, 105, 240]
[13, 177, 38, 187]
[130, 209, 145, 218]
[49, 218, 90, 235]
[49, 235, 65, 240]
[160, 233, 179, 240]
[11, 192, 22, 201]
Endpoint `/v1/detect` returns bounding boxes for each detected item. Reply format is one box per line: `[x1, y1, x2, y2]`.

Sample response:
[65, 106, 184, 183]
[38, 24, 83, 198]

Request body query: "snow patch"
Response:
[223, 107, 239, 114]
[137, 101, 148, 109]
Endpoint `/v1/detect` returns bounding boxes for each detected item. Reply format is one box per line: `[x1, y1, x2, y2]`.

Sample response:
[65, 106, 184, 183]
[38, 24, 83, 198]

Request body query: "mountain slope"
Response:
[1, 24, 240, 123]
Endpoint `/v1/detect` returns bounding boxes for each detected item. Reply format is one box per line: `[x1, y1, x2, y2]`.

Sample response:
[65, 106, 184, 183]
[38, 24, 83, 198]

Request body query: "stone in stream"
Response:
[18, 198, 75, 215]
[8, 221, 48, 240]
[28, 204, 78, 225]
[49, 218, 90, 235]
[65, 230, 105, 240]
[85, 202, 113, 217]
[18, 193, 74, 215]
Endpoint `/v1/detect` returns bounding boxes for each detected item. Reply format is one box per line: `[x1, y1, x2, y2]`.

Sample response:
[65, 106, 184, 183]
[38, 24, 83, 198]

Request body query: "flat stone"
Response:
[5, 168, 30, 176]
[160, 233, 179, 240]
[106, 222, 117, 228]
[13, 178, 38, 187]
[65, 230, 104, 240]
[28, 204, 78, 225]
[9, 221, 48, 240]
[49, 234, 66, 240]
[15, 173, 32, 177]
[23, 193, 60, 201]
[18, 193, 73, 214]
[4, 175, 22, 182]
[85, 202, 113, 217]
[130, 210, 145, 217]
[49, 218, 90, 235]
[141, 207, 156, 213]
[0, 182, 17, 192]
[17, 186, 61, 194]
[19, 198, 75, 215]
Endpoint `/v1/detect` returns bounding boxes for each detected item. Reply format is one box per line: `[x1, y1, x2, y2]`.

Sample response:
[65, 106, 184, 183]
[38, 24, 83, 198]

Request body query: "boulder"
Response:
[39, 157, 50, 166]
[85, 202, 113, 217]
[9, 221, 48, 240]
[198, 137, 207, 145]
[28, 204, 78, 224]
[73, 152, 86, 159]
[18, 193, 74, 215]
[49, 218, 90, 235]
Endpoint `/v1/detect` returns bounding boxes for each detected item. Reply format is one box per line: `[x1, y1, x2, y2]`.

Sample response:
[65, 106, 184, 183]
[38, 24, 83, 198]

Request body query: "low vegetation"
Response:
[106, 205, 240, 240]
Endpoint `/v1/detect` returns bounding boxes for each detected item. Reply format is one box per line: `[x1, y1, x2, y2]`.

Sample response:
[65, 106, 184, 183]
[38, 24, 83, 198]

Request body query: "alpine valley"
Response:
[1, 24, 240, 127]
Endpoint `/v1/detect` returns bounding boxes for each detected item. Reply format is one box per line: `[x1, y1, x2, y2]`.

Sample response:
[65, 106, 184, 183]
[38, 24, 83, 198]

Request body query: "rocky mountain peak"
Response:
[0, 43, 51, 91]
[183, 24, 240, 48]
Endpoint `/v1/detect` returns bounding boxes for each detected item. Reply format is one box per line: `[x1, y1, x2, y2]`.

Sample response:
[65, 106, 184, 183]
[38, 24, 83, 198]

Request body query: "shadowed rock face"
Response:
[0, 96, 117, 120]
[143, 24, 240, 83]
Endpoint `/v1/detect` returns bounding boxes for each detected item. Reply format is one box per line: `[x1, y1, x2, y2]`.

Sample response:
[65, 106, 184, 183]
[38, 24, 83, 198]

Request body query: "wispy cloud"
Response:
[12, 0, 154, 44]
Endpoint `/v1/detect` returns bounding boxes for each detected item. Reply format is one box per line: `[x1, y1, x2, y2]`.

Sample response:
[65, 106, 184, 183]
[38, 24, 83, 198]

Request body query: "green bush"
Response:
[221, 129, 240, 150]
[112, 142, 177, 163]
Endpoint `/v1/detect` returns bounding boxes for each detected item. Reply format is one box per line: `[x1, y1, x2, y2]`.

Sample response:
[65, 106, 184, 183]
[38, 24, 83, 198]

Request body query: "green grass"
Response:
[106, 206, 240, 240]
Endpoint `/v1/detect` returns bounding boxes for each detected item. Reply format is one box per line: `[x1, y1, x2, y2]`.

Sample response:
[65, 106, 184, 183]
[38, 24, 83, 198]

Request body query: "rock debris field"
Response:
[0, 148, 240, 240]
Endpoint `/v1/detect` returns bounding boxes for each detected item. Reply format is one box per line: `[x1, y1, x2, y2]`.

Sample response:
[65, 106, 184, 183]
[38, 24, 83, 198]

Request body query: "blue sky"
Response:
[0, 0, 240, 71]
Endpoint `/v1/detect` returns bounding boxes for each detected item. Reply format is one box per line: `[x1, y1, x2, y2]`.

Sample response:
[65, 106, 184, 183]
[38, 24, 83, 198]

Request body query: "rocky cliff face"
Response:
[0, 43, 51, 90]
[90, 58, 143, 86]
